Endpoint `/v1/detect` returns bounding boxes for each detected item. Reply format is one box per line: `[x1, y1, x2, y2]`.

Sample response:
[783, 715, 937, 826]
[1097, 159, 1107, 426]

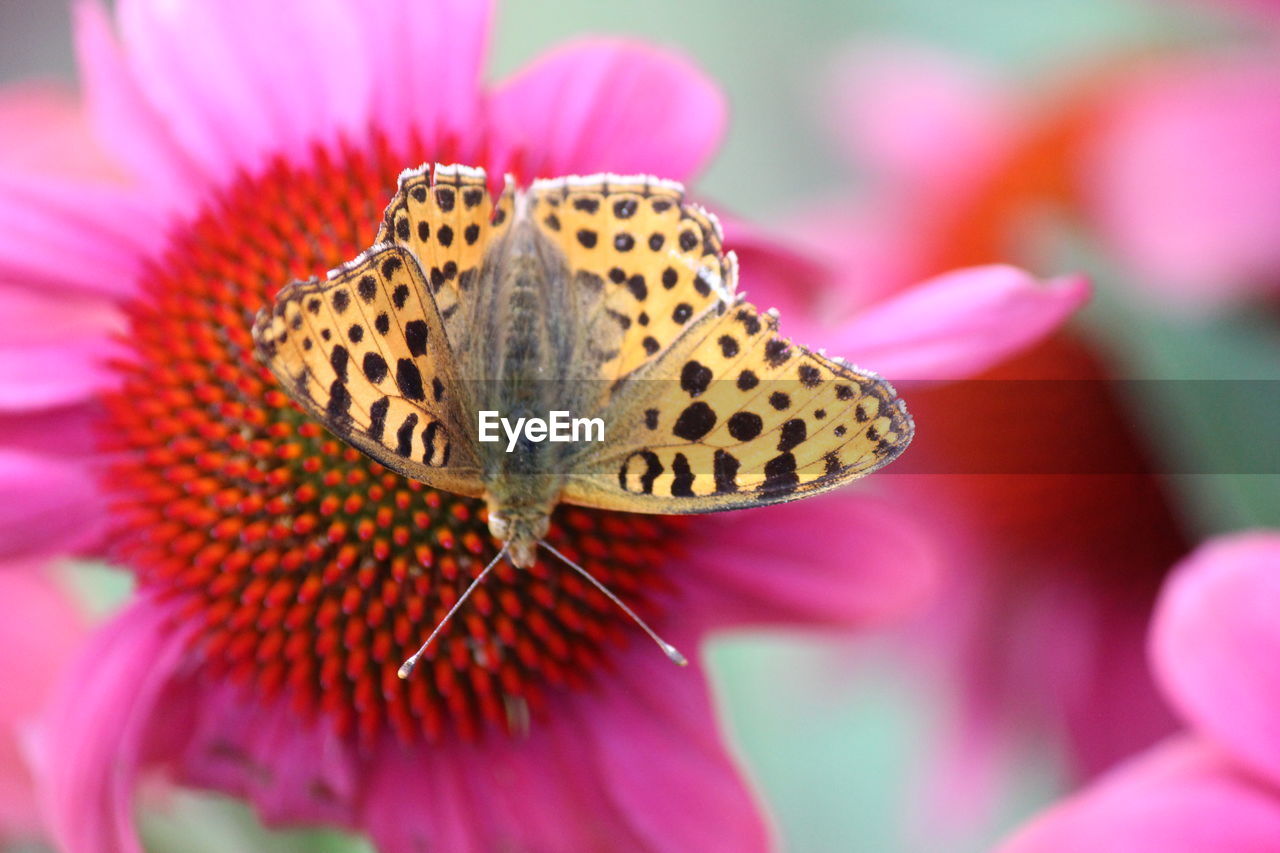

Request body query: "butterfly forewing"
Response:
[376, 163, 515, 342]
[525, 175, 734, 384]
[252, 243, 484, 497]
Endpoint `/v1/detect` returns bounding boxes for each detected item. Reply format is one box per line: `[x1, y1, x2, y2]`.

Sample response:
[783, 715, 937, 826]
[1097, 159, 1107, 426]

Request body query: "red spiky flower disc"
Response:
[101, 136, 687, 745]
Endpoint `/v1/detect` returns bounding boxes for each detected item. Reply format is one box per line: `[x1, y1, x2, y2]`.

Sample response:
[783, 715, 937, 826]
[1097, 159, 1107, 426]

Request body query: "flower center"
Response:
[101, 137, 687, 743]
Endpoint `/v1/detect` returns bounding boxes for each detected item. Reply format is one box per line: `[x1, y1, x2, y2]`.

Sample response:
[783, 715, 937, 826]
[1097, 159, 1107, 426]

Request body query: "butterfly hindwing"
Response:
[376, 163, 514, 341]
[560, 294, 913, 512]
[526, 174, 735, 383]
[252, 243, 484, 496]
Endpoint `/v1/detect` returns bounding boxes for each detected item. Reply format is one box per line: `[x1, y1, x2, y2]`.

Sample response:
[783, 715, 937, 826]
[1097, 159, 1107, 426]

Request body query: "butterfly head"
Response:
[487, 509, 549, 569]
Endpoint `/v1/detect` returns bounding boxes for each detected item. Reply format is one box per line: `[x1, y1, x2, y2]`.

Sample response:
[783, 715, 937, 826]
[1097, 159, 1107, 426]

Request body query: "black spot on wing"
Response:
[362, 352, 388, 383]
[672, 401, 716, 441]
[404, 320, 429, 357]
[764, 339, 791, 367]
[735, 309, 761, 335]
[396, 413, 418, 457]
[326, 379, 352, 427]
[329, 345, 349, 382]
[670, 453, 695, 497]
[778, 418, 807, 452]
[760, 453, 799, 496]
[680, 360, 712, 397]
[395, 359, 425, 400]
[619, 451, 663, 495]
[368, 397, 389, 441]
[714, 450, 740, 493]
[727, 411, 763, 442]
[422, 421, 441, 465]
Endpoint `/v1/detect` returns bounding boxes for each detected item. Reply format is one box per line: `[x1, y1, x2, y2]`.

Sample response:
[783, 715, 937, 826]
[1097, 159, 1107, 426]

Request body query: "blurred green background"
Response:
[2, 1, 1276, 851]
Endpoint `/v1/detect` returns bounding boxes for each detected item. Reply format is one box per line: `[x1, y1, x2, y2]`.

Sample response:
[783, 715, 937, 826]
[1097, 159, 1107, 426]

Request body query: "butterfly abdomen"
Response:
[464, 213, 590, 534]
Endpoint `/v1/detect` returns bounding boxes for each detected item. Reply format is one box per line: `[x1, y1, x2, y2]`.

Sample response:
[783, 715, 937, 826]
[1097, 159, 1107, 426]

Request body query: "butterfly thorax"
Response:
[459, 207, 619, 567]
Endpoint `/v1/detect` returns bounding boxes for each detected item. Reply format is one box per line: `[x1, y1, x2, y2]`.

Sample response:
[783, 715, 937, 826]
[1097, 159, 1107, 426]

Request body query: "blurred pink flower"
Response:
[801, 42, 1195, 834]
[0, 2, 1081, 851]
[0, 567, 87, 844]
[1086, 57, 1280, 306]
[1183, 0, 1280, 28]
[817, 39, 1280, 312]
[998, 532, 1280, 853]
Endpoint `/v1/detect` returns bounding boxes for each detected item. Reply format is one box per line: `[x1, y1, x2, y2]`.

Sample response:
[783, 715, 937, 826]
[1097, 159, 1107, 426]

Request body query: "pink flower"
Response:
[997, 533, 1280, 853]
[0, 1, 1079, 850]
[1085, 56, 1280, 307]
[817, 38, 1280, 312]
[802, 42, 1194, 835]
[0, 568, 87, 844]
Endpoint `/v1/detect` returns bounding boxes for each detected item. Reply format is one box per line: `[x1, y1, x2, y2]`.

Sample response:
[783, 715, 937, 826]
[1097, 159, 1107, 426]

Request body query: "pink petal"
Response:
[361, 0, 493, 158]
[51, 597, 768, 851]
[0, 340, 117, 411]
[0, 285, 120, 347]
[571, 637, 772, 852]
[37, 596, 193, 853]
[1151, 532, 1280, 788]
[360, 641, 770, 852]
[0, 83, 122, 179]
[173, 680, 358, 828]
[997, 737, 1280, 853]
[0, 567, 87, 842]
[823, 265, 1089, 382]
[0, 450, 103, 561]
[721, 216, 837, 325]
[0, 172, 163, 300]
[917, 563, 1177, 835]
[112, 0, 370, 187]
[825, 43, 1012, 192]
[780, 200, 929, 311]
[488, 39, 726, 181]
[73, 0, 206, 208]
[680, 492, 939, 631]
[0, 405, 100, 458]
[1085, 59, 1280, 307]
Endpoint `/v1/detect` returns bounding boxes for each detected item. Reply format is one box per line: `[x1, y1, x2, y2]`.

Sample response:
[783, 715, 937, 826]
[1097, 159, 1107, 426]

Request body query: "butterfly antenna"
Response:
[398, 544, 509, 679]
[538, 539, 688, 666]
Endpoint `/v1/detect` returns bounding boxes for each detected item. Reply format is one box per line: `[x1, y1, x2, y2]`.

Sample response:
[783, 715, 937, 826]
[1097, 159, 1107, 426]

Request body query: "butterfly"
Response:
[253, 163, 913, 672]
